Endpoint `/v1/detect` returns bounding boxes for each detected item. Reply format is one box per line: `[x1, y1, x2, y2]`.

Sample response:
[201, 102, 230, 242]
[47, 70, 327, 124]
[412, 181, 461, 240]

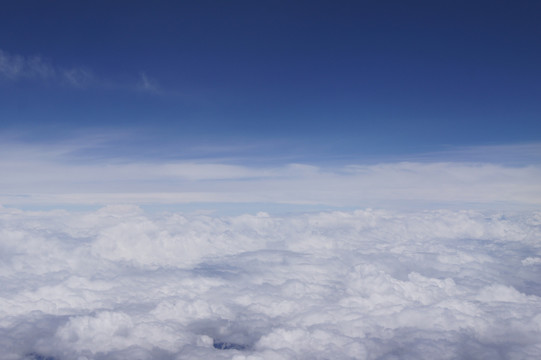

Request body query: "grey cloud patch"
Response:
[1, 206, 541, 359]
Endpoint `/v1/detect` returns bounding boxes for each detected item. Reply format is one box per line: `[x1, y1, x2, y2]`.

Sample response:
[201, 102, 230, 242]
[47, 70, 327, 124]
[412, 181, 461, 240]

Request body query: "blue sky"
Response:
[1, 1, 540, 211]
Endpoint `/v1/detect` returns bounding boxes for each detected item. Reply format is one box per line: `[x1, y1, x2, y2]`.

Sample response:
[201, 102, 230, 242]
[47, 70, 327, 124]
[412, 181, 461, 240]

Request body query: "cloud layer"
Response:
[0, 206, 540, 359]
[1, 139, 541, 210]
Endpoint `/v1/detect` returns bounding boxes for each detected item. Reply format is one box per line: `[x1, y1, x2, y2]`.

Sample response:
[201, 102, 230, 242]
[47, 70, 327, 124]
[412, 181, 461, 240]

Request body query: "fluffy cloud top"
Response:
[1, 206, 540, 359]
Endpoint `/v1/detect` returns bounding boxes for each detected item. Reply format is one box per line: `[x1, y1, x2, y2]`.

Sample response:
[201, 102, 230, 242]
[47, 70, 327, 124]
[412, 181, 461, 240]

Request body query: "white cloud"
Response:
[0, 139, 540, 209]
[522, 257, 541, 266]
[0, 206, 540, 359]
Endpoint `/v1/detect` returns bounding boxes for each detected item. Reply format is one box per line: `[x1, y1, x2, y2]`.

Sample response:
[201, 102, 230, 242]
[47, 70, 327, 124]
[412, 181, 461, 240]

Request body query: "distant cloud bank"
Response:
[0, 137, 540, 210]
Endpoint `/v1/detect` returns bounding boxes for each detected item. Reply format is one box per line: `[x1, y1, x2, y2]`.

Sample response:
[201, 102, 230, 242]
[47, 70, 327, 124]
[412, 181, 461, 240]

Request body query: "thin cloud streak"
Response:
[409, 143, 541, 165]
[0, 49, 55, 80]
[137, 72, 161, 93]
[0, 49, 94, 86]
[0, 49, 160, 92]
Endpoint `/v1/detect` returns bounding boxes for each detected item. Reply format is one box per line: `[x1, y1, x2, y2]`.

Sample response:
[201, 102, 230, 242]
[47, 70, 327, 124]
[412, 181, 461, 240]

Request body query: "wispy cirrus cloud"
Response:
[137, 72, 160, 93]
[0, 49, 94, 87]
[0, 49, 159, 92]
[60, 67, 95, 88]
[407, 143, 541, 166]
[0, 49, 55, 80]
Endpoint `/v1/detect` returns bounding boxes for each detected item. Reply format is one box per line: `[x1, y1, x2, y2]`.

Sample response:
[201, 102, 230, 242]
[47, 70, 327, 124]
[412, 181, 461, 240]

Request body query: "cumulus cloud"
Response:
[0, 206, 540, 359]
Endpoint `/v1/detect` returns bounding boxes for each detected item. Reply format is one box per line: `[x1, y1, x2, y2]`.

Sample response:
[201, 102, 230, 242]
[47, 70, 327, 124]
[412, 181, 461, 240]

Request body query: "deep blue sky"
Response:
[1, 0, 540, 163]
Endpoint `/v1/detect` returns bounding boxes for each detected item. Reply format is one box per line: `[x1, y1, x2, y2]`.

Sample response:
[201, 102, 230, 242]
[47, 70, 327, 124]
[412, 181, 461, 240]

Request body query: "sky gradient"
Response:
[1, 0, 540, 211]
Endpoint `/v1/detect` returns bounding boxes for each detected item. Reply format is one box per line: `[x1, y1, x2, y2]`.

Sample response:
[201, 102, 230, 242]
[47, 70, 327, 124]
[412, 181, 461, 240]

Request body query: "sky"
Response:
[1, 0, 540, 211]
[2, 3, 541, 359]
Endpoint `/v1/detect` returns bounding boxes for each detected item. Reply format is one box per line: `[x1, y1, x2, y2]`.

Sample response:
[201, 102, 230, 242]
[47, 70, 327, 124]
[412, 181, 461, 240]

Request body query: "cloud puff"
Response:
[0, 206, 540, 359]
